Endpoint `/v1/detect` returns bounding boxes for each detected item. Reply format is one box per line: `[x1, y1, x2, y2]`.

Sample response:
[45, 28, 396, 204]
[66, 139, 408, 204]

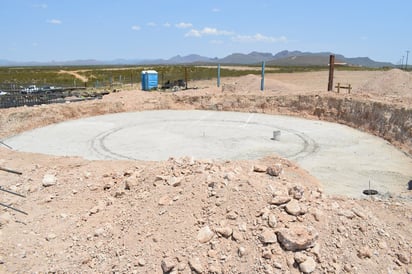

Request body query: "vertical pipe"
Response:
[217, 64, 221, 87]
[328, 55, 335, 91]
[261, 61, 265, 91]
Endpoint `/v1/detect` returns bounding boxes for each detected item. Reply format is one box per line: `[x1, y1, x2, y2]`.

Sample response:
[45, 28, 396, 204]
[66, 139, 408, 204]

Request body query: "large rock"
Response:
[259, 228, 278, 244]
[266, 164, 283, 177]
[285, 199, 302, 216]
[197, 226, 214, 243]
[270, 196, 291, 205]
[276, 226, 318, 251]
[253, 165, 267, 173]
[42, 174, 57, 187]
[215, 226, 233, 238]
[289, 185, 304, 200]
[299, 257, 317, 273]
[161, 258, 175, 273]
[189, 257, 203, 273]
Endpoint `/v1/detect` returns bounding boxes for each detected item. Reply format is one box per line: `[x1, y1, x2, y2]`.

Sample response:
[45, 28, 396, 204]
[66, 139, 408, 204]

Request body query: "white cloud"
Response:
[33, 3, 48, 9]
[210, 40, 224, 45]
[131, 25, 141, 31]
[147, 22, 157, 27]
[163, 22, 171, 28]
[175, 22, 193, 29]
[47, 19, 62, 25]
[212, 8, 221, 12]
[203, 27, 233, 36]
[185, 27, 233, 37]
[185, 29, 201, 37]
[232, 33, 287, 43]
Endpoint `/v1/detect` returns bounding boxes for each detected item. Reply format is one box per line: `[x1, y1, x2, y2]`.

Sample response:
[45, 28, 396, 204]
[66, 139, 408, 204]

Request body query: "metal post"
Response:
[405, 50, 410, 70]
[0, 202, 28, 215]
[328, 55, 335, 91]
[217, 64, 221, 88]
[261, 61, 265, 91]
[0, 141, 12, 149]
[0, 167, 23, 175]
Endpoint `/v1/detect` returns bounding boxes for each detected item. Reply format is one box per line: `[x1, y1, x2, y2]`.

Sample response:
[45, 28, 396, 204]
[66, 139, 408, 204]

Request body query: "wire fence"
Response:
[0, 92, 101, 109]
[0, 65, 264, 92]
[0, 65, 266, 108]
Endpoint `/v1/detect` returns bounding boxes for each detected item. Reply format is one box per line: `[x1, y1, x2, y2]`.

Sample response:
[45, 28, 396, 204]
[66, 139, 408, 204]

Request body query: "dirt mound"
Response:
[1, 150, 411, 273]
[357, 69, 412, 97]
[221, 74, 301, 93]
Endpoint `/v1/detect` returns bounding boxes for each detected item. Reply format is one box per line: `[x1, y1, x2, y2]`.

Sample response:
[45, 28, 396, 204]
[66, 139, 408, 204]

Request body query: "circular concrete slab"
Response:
[4, 110, 412, 198]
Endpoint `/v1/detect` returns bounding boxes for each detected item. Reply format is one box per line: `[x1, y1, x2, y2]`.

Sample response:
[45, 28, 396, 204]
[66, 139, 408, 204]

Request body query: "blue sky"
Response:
[1, 0, 411, 63]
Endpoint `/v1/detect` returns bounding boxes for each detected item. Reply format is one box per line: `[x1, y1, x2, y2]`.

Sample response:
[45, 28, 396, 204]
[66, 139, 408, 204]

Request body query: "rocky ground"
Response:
[0, 69, 411, 273]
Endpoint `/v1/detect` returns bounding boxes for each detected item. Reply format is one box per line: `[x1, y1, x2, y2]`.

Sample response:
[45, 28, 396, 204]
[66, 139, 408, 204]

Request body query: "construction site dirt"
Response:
[0, 69, 411, 273]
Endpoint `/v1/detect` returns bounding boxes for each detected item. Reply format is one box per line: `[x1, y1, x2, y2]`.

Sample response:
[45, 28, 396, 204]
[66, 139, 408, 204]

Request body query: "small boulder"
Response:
[188, 257, 203, 274]
[268, 213, 277, 228]
[299, 257, 317, 273]
[285, 199, 303, 216]
[45, 233, 57, 241]
[357, 246, 372, 259]
[42, 174, 57, 187]
[215, 226, 233, 238]
[276, 226, 318, 251]
[270, 196, 291, 205]
[253, 165, 267, 173]
[259, 228, 277, 244]
[397, 253, 410, 264]
[137, 258, 146, 266]
[238, 246, 247, 257]
[197, 226, 214, 243]
[266, 164, 283, 177]
[289, 185, 304, 200]
[161, 258, 175, 273]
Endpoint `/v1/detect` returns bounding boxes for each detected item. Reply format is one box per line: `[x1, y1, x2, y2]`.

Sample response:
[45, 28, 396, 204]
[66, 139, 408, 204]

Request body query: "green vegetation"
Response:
[0, 64, 388, 90]
[0, 67, 76, 86]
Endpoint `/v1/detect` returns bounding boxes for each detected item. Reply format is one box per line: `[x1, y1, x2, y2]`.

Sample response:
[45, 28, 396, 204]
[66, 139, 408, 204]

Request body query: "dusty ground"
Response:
[0, 69, 411, 273]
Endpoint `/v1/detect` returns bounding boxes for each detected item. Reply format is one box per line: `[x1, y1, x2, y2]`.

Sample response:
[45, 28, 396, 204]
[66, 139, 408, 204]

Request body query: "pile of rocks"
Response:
[0, 153, 411, 273]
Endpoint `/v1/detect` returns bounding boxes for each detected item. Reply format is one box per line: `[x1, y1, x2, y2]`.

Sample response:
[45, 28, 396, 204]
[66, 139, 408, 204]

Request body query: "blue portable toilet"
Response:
[141, 70, 158, 91]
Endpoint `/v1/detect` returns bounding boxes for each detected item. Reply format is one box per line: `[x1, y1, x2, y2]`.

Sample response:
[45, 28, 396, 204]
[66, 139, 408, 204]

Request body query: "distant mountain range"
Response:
[0, 50, 394, 68]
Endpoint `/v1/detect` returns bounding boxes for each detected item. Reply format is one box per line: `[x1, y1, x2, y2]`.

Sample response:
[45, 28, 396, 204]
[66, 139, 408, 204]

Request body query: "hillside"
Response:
[0, 51, 394, 68]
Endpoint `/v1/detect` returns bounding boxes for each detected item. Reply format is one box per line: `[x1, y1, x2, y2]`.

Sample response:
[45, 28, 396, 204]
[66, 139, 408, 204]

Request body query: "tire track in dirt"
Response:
[58, 70, 88, 82]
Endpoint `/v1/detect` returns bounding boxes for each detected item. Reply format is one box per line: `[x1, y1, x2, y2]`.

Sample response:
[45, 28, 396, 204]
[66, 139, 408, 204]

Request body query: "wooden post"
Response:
[336, 82, 340, 93]
[327, 55, 335, 91]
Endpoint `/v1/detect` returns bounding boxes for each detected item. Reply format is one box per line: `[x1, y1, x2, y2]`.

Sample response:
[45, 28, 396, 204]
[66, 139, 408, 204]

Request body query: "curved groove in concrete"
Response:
[4, 110, 412, 198]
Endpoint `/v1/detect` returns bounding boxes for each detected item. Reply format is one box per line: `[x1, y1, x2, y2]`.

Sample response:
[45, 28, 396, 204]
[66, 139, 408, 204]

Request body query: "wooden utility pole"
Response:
[327, 55, 335, 91]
